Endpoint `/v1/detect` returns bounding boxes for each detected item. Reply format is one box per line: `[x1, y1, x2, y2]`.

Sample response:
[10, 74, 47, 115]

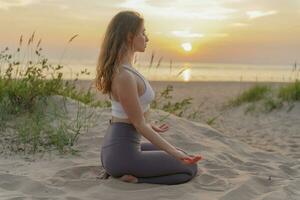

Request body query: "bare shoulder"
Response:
[114, 67, 135, 84]
[112, 67, 138, 98]
[113, 69, 136, 88]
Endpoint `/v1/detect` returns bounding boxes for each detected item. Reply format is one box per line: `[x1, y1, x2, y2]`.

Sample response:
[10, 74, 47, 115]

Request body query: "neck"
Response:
[121, 50, 135, 67]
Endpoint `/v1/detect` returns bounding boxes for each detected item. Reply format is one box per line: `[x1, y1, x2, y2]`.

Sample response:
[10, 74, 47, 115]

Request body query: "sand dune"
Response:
[0, 80, 300, 200]
[0, 94, 299, 200]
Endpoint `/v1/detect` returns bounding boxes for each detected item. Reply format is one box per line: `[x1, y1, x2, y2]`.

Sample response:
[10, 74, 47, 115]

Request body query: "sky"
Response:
[0, 0, 300, 66]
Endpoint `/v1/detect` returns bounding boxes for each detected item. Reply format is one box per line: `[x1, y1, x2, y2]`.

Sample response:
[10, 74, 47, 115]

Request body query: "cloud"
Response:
[0, 0, 38, 9]
[118, 0, 237, 20]
[171, 30, 228, 39]
[171, 30, 204, 38]
[230, 22, 249, 27]
[246, 10, 278, 19]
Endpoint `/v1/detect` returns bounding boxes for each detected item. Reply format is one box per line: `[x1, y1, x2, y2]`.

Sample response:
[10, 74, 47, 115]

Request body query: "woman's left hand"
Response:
[151, 123, 169, 133]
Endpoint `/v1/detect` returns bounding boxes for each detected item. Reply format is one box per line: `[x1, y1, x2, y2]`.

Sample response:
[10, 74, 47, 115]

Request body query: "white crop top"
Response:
[110, 64, 155, 119]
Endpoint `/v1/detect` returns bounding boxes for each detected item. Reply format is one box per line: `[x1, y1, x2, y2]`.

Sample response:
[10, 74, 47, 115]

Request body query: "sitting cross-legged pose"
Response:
[95, 10, 202, 185]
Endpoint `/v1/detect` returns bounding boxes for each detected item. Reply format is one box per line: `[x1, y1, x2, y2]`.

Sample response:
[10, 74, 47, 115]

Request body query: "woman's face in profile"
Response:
[132, 23, 149, 52]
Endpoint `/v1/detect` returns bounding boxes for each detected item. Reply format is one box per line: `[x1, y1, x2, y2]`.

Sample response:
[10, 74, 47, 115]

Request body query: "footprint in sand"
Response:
[0, 173, 64, 197]
[208, 168, 240, 178]
[52, 165, 103, 180]
[48, 165, 105, 191]
[203, 162, 240, 178]
[193, 172, 231, 191]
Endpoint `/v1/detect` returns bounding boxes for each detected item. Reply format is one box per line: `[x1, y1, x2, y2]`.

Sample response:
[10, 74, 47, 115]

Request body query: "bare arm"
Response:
[115, 71, 179, 157]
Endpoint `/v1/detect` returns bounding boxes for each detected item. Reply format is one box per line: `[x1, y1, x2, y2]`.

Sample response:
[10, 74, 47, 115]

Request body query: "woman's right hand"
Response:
[172, 149, 203, 165]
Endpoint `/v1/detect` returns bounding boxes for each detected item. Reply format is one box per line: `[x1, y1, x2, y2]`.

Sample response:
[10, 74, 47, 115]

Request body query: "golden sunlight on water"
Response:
[182, 68, 191, 81]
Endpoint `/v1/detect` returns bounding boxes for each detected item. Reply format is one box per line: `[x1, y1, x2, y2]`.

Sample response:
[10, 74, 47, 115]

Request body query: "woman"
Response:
[96, 10, 202, 185]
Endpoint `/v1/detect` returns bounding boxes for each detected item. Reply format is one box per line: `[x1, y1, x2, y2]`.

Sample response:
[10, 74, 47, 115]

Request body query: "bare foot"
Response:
[119, 174, 138, 183]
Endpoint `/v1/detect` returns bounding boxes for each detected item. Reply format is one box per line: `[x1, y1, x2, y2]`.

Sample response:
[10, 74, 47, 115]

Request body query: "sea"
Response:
[57, 61, 299, 82]
[1, 60, 298, 82]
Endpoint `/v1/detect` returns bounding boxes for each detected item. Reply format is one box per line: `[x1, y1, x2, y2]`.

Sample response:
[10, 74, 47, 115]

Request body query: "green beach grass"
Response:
[0, 34, 110, 155]
[228, 79, 300, 113]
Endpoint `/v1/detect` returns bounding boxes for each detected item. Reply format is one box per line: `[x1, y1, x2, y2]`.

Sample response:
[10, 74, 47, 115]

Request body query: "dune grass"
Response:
[228, 79, 300, 113]
[151, 85, 196, 122]
[229, 85, 272, 106]
[278, 80, 300, 101]
[151, 85, 193, 117]
[0, 34, 109, 155]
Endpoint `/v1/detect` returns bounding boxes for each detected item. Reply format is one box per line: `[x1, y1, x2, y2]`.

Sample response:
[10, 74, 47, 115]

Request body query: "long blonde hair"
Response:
[95, 10, 144, 94]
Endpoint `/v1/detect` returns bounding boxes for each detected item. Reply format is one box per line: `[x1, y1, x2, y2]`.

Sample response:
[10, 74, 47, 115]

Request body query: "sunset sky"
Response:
[0, 0, 300, 66]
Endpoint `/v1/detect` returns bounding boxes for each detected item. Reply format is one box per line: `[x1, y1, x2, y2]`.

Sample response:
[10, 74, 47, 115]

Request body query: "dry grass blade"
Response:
[176, 67, 187, 77]
[169, 59, 173, 73]
[37, 39, 42, 49]
[31, 31, 35, 42]
[149, 51, 155, 69]
[27, 37, 31, 46]
[156, 56, 163, 68]
[28, 31, 36, 46]
[68, 34, 79, 43]
[19, 35, 23, 46]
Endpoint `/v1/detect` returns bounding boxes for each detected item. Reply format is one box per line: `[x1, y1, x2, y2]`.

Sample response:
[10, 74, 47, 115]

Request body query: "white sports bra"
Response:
[110, 64, 155, 119]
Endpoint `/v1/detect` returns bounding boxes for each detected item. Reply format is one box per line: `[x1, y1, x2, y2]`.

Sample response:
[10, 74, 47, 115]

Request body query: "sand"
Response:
[0, 81, 299, 200]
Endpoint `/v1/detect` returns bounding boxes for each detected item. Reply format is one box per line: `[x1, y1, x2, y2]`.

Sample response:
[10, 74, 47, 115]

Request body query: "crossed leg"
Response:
[126, 142, 198, 185]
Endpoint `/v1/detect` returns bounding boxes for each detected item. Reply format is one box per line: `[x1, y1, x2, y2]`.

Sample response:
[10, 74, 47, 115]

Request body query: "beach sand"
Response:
[0, 81, 299, 200]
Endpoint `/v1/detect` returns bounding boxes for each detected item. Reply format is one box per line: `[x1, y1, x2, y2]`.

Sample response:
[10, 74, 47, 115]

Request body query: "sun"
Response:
[181, 42, 192, 52]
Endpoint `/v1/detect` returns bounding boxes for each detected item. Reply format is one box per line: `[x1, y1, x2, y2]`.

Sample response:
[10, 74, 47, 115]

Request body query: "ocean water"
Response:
[2, 61, 298, 82]
[60, 62, 299, 82]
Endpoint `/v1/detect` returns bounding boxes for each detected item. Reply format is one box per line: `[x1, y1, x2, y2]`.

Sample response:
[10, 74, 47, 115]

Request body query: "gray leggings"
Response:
[100, 121, 198, 185]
